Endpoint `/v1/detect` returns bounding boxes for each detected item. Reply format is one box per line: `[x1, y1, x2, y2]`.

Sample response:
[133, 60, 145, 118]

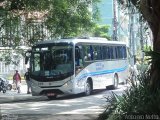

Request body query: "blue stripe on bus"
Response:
[77, 66, 127, 81]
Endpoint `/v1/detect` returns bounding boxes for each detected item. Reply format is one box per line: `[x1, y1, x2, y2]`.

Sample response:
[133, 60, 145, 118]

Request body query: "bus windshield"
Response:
[31, 45, 73, 77]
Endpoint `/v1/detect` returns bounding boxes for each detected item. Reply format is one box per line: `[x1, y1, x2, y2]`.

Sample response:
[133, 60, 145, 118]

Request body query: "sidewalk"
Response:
[0, 81, 45, 103]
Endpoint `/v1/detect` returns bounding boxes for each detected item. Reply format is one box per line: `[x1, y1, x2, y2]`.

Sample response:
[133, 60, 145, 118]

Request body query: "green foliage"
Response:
[92, 24, 111, 40]
[98, 69, 160, 120]
[0, 51, 12, 65]
[0, 0, 101, 64]
[0, 0, 101, 47]
[143, 45, 152, 52]
[44, 0, 99, 38]
[0, 48, 25, 66]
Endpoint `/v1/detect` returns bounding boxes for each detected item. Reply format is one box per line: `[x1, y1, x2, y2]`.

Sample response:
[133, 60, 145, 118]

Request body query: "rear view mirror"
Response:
[25, 50, 31, 64]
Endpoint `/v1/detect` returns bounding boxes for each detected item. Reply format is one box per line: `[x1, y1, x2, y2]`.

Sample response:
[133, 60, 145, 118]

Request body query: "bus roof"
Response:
[35, 37, 127, 46]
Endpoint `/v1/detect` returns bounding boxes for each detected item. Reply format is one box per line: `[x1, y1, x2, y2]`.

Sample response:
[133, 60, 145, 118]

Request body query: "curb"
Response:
[0, 82, 47, 103]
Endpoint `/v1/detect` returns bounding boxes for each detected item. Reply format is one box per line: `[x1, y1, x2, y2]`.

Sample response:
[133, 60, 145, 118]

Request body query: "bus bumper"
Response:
[31, 80, 76, 96]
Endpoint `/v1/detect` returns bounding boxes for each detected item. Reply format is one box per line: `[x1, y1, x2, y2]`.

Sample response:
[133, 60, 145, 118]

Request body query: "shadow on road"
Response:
[49, 88, 109, 100]
[3, 86, 125, 103]
[2, 114, 98, 120]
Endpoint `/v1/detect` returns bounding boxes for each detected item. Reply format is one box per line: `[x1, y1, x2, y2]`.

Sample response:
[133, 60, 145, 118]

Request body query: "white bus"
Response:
[25, 37, 129, 99]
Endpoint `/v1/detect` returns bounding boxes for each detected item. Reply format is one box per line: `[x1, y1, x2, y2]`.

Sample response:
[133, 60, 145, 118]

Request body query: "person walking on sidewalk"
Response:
[24, 68, 31, 94]
[13, 70, 21, 93]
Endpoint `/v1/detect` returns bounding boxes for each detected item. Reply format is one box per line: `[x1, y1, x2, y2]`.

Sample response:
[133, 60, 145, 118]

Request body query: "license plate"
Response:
[47, 93, 55, 96]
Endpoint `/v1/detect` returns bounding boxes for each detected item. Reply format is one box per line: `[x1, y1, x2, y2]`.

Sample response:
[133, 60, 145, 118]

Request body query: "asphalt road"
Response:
[0, 84, 129, 120]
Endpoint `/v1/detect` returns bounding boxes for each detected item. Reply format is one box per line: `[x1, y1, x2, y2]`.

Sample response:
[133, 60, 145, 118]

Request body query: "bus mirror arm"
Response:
[25, 57, 29, 64]
[25, 50, 31, 64]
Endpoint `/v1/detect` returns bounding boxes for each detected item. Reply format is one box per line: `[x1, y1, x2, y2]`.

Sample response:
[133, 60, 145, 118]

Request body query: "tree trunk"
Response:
[139, 0, 160, 90]
[149, 24, 160, 91]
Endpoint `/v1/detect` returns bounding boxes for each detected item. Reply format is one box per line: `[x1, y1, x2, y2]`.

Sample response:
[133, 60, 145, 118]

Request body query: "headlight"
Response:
[64, 80, 73, 87]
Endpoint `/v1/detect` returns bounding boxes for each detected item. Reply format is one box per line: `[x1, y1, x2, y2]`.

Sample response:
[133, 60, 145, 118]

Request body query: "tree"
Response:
[92, 24, 111, 40]
[0, 0, 101, 65]
[0, 0, 101, 47]
[118, 0, 160, 90]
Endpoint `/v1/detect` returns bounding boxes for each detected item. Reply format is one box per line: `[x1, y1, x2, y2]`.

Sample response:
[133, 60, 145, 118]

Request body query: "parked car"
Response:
[0, 76, 12, 91]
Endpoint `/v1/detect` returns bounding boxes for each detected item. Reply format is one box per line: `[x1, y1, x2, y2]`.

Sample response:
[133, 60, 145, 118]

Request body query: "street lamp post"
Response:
[113, 0, 117, 41]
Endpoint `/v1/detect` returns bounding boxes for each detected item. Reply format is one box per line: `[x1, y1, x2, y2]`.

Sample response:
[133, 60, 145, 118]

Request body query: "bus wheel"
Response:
[84, 81, 92, 96]
[47, 95, 57, 100]
[113, 74, 119, 89]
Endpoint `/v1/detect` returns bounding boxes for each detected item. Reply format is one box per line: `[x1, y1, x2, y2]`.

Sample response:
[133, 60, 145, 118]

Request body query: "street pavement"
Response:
[0, 81, 45, 103]
[0, 83, 130, 120]
[0, 81, 130, 104]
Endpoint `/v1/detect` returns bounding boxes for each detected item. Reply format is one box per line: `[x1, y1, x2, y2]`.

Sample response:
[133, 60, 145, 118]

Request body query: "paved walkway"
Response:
[0, 81, 43, 103]
[0, 81, 102, 120]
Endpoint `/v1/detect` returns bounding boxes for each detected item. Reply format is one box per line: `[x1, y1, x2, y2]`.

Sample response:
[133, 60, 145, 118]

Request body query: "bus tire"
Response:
[47, 95, 57, 100]
[84, 81, 92, 96]
[113, 74, 119, 89]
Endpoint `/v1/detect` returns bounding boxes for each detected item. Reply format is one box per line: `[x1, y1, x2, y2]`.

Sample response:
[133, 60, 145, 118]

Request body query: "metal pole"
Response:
[140, 19, 144, 62]
[113, 0, 117, 41]
[129, 6, 136, 65]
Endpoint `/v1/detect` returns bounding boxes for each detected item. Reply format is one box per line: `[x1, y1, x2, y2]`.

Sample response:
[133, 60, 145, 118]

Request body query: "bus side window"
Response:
[83, 45, 88, 61]
[89, 45, 94, 60]
[118, 46, 122, 59]
[108, 46, 112, 59]
[115, 46, 118, 59]
[93, 45, 97, 60]
[123, 46, 127, 58]
[93, 45, 101, 60]
[75, 46, 83, 66]
[106, 46, 110, 59]
[83, 45, 93, 61]
[102, 46, 106, 59]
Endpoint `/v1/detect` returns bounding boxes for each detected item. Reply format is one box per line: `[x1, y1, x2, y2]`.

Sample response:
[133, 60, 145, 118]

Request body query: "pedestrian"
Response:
[13, 70, 21, 93]
[24, 68, 31, 94]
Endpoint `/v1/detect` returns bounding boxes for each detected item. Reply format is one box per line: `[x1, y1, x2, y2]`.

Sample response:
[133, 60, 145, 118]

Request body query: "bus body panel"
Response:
[30, 76, 77, 96]
[75, 59, 128, 91]
[27, 37, 129, 96]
